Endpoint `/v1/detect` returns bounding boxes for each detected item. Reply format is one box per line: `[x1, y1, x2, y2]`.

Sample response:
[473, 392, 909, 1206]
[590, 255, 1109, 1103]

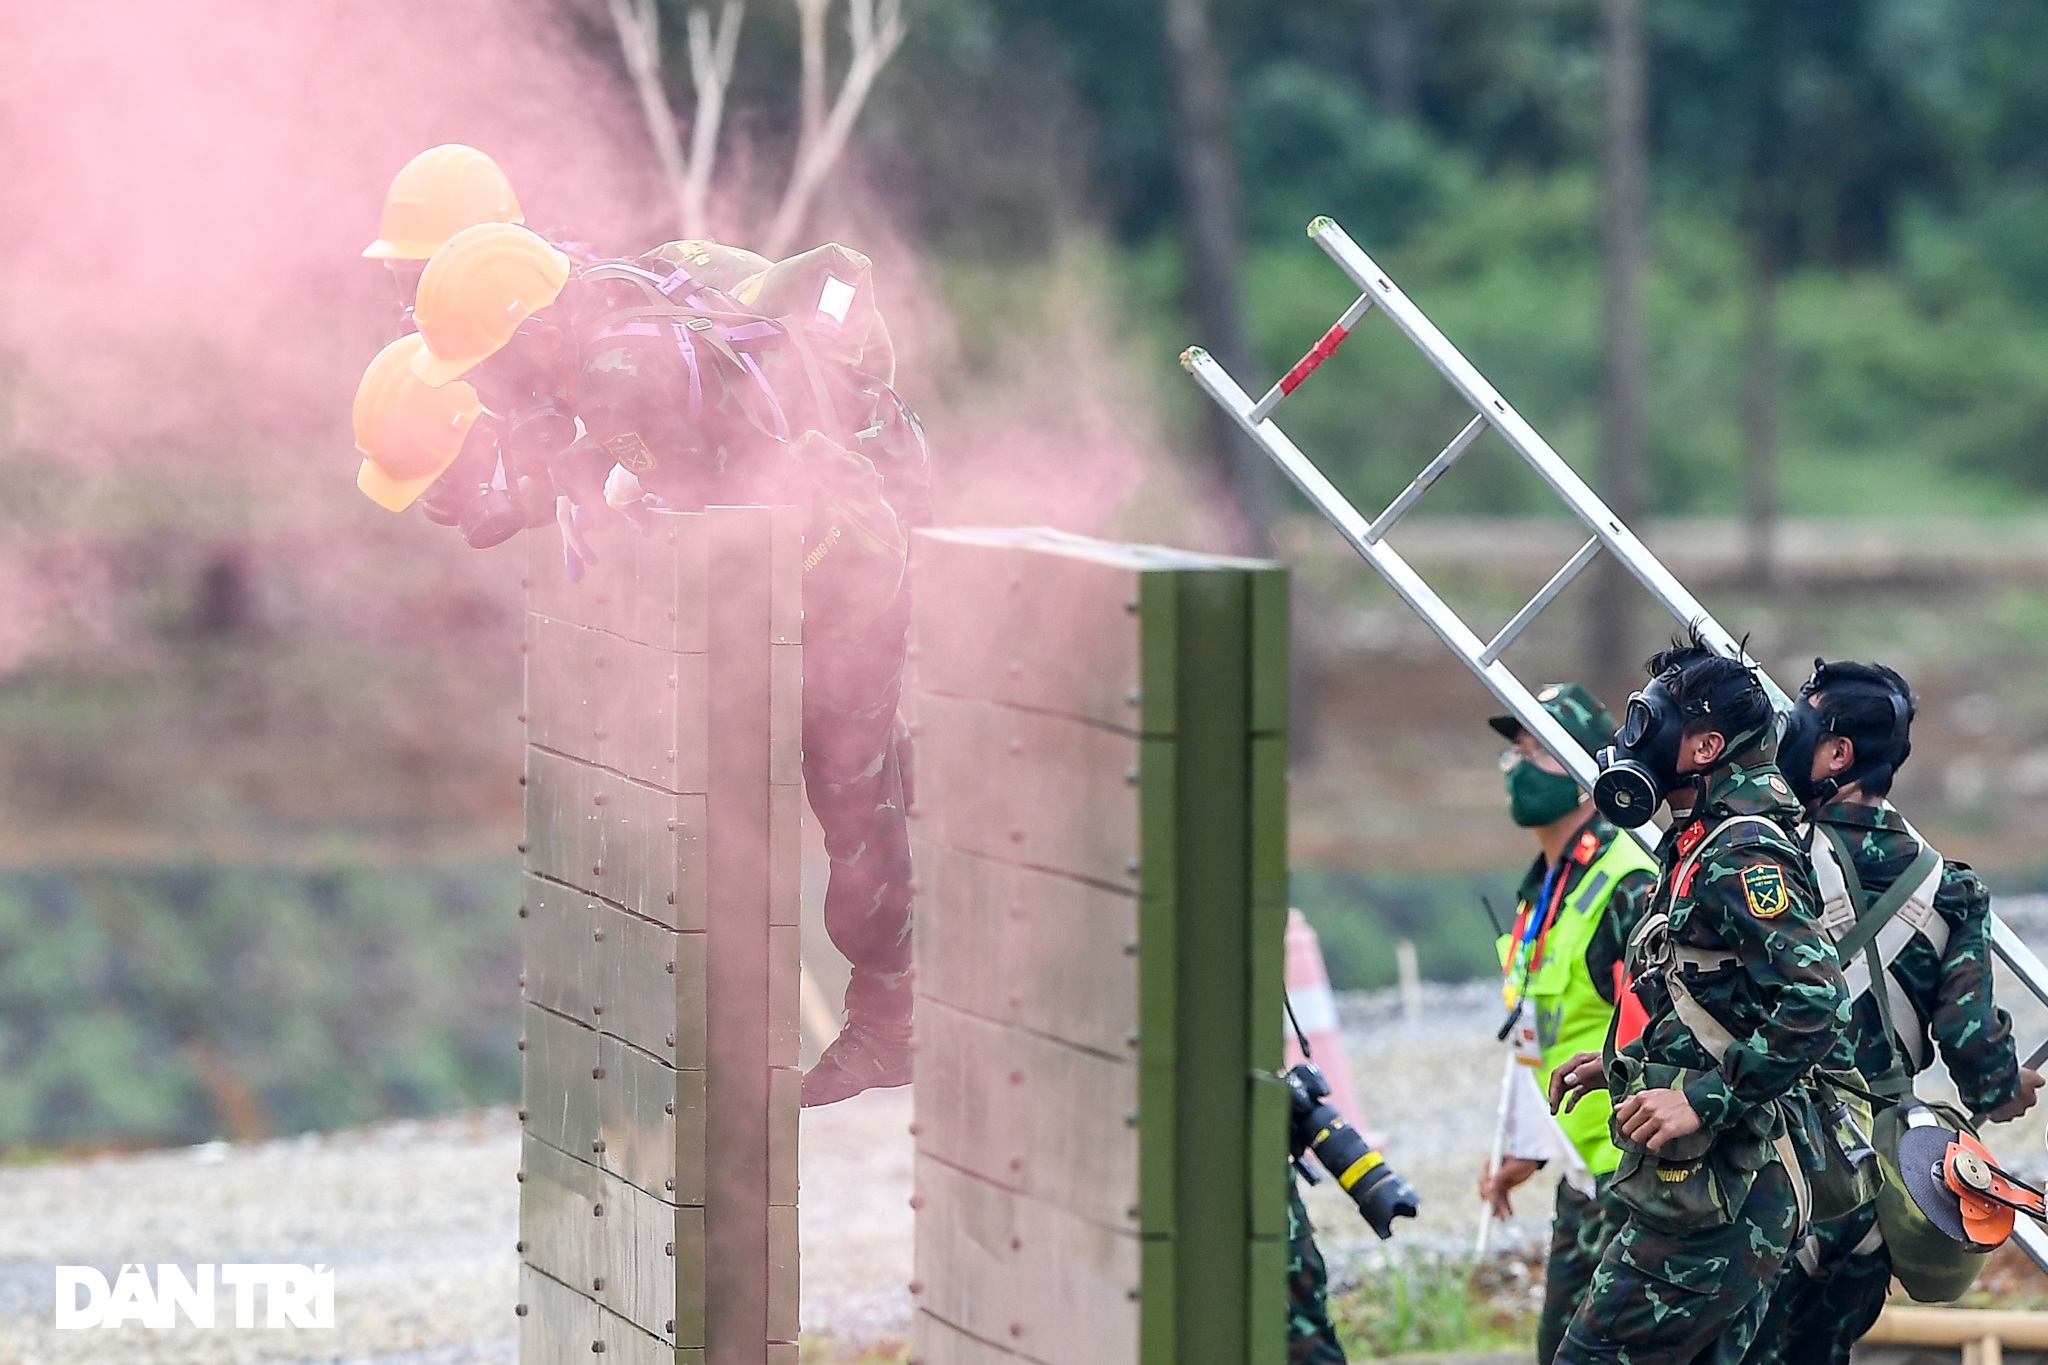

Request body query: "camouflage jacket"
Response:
[1620, 749, 1852, 1159]
[1511, 814, 1659, 1007]
[1808, 800, 2020, 1116]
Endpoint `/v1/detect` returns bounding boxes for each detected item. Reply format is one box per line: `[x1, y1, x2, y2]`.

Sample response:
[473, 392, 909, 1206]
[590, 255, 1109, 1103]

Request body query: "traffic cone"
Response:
[1283, 909, 1374, 1141]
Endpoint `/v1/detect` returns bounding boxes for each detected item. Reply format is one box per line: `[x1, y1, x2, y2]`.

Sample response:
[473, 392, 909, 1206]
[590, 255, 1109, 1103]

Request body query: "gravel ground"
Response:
[2, 932, 2043, 1362]
[0, 1108, 523, 1365]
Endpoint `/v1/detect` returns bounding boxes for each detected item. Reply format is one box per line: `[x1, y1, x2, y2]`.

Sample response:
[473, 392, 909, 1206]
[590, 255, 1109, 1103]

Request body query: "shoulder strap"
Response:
[1665, 969, 1738, 1062]
[1835, 840, 1941, 963]
[1817, 824, 1939, 1086]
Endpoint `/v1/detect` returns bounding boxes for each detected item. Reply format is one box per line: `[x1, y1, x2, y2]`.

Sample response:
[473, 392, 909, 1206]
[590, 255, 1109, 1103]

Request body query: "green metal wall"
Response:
[910, 527, 1289, 1365]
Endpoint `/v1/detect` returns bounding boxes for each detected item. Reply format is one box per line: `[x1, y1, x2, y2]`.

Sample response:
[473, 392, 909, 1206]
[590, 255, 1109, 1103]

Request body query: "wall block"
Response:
[910, 528, 1289, 1365]
[520, 508, 803, 1364]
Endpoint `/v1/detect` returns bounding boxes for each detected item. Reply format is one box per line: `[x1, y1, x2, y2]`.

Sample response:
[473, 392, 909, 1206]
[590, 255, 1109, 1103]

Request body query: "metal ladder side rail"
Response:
[1992, 917, 2048, 1072]
[1184, 215, 2048, 1273]
[1184, 347, 1655, 854]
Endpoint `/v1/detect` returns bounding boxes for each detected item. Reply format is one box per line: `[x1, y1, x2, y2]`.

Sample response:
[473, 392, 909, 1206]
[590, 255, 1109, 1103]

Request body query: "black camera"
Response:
[1286, 1062, 1419, 1240]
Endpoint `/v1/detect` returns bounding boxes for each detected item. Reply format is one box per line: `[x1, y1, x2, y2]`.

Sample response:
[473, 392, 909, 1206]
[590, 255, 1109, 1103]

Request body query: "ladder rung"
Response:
[1365, 414, 1488, 544]
[1479, 537, 1601, 666]
[1247, 292, 1375, 423]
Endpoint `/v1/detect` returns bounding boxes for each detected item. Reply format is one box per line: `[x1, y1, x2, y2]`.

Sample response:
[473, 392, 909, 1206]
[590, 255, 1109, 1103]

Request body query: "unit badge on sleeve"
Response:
[1740, 864, 1789, 919]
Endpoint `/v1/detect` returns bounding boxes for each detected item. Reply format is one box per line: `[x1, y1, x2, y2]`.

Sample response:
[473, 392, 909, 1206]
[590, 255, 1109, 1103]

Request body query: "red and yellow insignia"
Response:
[1676, 820, 1706, 858]
[1740, 864, 1789, 919]
[1572, 829, 1602, 865]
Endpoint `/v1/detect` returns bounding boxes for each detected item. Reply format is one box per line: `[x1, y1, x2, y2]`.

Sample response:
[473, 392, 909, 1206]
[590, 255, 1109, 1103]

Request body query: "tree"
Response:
[1162, 0, 1277, 556]
[1586, 0, 1649, 695]
[1652, 0, 1950, 577]
[605, 0, 905, 255]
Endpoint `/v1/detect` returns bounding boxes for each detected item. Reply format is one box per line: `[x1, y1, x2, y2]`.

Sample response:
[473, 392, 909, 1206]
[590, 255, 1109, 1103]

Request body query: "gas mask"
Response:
[416, 412, 556, 549]
[1591, 674, 1693, 827]
[1778, 668, 1909, 806]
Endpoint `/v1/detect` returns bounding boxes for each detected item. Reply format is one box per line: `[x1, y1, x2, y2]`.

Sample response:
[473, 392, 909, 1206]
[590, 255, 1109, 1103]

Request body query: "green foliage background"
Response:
[0, 862, 519, 1147]
[884, 0, 2048, 518]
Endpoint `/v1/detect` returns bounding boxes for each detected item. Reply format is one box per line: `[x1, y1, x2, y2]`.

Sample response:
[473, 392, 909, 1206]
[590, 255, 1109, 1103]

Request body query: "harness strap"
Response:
[1812, 825, 1943, 1074]
[1665, 969, 1739, 1063]
[1645, 814, 1814, 1231]
[1773, 1129, 1813, 1236]
[1834, 838, 1944, 963]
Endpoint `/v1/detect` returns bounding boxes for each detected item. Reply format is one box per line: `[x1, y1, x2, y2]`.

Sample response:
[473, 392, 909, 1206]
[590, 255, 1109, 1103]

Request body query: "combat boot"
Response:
[801, 967, 913, 1107]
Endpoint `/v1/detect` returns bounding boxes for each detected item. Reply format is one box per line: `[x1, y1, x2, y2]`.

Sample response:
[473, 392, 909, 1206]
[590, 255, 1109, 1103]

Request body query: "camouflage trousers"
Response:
[1538, 1176, 1629, 1365]
[1556, 1161, 1800, 1365]
[1739, 1203, 1886, 1365]
[803, 588, 915, 1016]
[1287, 1172, 1347, 1364]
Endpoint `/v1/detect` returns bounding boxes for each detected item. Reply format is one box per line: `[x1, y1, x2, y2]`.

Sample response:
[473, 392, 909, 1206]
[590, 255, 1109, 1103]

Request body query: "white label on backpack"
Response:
[817, 275, 857, 326]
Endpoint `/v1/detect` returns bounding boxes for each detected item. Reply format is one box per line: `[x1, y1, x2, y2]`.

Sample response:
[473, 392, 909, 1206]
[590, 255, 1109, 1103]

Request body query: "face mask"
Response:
[1506, 760, 1583, 828]
[1592, 675, 1689, 827]
[1778, 703, 1825, 805]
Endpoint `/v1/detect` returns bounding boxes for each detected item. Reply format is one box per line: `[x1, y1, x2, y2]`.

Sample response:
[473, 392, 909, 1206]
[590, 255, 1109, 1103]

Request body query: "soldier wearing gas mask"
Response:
[1547, 630, 1852, 1365]
[1741, 660, 2038, 1365]
[394, 221, 930, 1107]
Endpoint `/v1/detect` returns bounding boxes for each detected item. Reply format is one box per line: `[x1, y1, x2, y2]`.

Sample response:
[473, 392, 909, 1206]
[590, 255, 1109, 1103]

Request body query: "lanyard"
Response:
[1507, 858, 1571, 1001]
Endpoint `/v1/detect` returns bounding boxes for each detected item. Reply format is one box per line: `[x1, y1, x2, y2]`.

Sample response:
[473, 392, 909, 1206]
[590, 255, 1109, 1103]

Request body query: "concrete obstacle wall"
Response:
[518, 508, 804, 1365]
[909, 528, 1291, 1365]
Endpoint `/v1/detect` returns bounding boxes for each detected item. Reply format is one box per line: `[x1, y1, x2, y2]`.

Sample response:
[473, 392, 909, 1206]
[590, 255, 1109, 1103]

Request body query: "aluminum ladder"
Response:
[1182, 214, 2048, 1272]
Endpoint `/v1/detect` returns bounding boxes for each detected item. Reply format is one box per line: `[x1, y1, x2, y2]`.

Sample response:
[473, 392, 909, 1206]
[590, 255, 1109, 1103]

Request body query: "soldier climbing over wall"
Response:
[353, 212, 929, 1106]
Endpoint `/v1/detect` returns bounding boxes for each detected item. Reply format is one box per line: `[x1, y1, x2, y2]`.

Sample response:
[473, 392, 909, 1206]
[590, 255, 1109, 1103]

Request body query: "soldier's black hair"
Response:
[1801, 658, 1915, 797]
[1642, 623, 1774, 754]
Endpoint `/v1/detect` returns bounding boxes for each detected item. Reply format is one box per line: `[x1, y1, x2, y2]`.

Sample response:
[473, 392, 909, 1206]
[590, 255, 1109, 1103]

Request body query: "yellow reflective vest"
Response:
[1496, 824, 1658, 1177]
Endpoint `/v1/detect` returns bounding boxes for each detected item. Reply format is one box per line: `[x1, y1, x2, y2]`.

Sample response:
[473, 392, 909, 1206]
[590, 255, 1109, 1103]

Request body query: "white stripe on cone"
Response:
[1283, 908, 1379, 1144]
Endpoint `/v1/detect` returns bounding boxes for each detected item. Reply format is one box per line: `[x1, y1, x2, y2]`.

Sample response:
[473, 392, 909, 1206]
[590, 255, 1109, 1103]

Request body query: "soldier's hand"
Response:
[1988, 1067, 2044, 1124]
[1548, 1051, 1607, 1114]
[1614, 1088, 1703, 1153]
[1479, 1156, 1542, 1219]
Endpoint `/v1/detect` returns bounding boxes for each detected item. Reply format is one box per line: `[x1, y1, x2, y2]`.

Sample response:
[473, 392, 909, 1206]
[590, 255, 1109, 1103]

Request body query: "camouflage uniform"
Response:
[1556, 751, 1852, 1365]
[1286, 1170, 1346, 1364]
[1539, 1175, 1631, 1365]
[1743, 801, 2020, 1365]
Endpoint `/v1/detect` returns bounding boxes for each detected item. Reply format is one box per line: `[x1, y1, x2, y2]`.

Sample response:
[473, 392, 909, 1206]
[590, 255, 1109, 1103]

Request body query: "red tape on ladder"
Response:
[1279, 321, 1351, 395]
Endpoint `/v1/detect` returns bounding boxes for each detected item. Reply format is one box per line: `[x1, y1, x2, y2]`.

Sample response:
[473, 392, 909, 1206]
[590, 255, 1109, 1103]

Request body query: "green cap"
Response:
[1489, 682, 1616, 756]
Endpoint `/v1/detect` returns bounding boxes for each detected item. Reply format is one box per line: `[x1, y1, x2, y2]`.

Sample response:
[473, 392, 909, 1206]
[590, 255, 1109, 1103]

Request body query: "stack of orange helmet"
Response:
[350, 145, 565, 523]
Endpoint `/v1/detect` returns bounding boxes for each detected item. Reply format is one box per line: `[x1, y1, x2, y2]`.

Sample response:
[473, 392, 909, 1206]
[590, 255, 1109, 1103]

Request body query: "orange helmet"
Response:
[353, 334, 485, 511]
[409, 222, 571, 388]
[363, 144, 524, 261]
